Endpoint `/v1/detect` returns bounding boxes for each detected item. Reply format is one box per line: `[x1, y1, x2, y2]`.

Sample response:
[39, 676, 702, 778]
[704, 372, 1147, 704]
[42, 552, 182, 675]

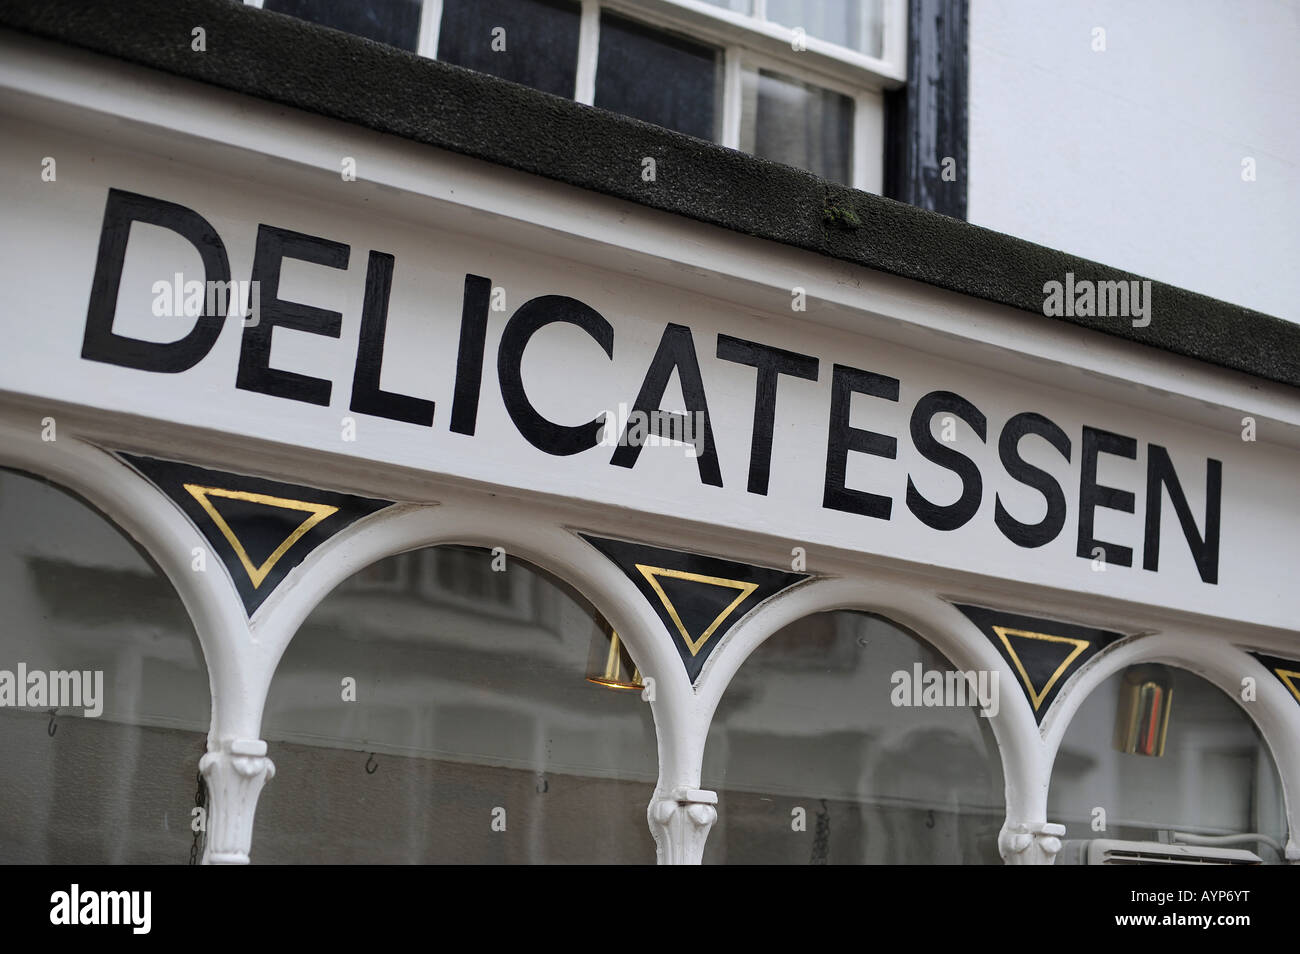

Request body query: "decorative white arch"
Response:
[0, 416, 274, 864]
[1040, 630, 1300, 863]
[245, 493, 698, 862]
[4, 413, 1294, 865]
[688, 575, 1044, 864]
[0, 420, 248, 742]
[0, 417, 708, 863]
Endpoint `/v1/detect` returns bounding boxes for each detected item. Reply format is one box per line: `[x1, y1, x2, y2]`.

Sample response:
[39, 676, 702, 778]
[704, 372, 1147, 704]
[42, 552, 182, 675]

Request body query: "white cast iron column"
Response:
[200, 738, 276, 865]
[649, 787, 718, 864]
[999, 821, 1067, 865]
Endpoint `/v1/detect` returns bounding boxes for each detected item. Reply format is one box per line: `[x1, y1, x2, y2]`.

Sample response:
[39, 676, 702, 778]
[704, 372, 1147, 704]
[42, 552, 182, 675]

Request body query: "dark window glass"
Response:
[1050, 667, 1288, 864]
[594, 13, 721, 140]
[438, 0, 581, 99]
[255, 546, 658, 863]
[263, 0, 424, 52]
[741, 68, 853, 184]
[0, 469, 210, 863]
[702, 612, 1004, 864]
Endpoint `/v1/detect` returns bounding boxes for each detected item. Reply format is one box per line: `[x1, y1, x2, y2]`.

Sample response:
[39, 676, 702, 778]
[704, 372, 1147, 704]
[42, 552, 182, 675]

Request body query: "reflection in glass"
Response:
[0, 469, 209, 863]
[740, 68, 853, 184]
[595, 13, 722, 141]
[439, 0, 582, 98]
[263, 0, 424, 52]
[765, 0, 884, 57]
[702, 611, 1005, 863]
[698, 0, 754, 14]
[1050, 667, 1288, 863]
[255, 546, 658, 863]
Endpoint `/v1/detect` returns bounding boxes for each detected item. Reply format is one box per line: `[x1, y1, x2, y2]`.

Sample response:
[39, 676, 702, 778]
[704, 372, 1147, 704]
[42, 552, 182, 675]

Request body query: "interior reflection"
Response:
[702, 610, 1006, 864]
[255, 545, 659, 863]
[1050, 666, 1288, 864]
[0, 468, 209, 863]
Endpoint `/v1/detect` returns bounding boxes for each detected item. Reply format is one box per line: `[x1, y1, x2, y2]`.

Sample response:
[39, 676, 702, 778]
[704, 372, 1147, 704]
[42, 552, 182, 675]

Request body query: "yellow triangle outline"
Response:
[1274, 668, 1300, 705]
[635, 564, 758, 657]
[183, 483, 338, 589]
[992, 625, 1091, 711]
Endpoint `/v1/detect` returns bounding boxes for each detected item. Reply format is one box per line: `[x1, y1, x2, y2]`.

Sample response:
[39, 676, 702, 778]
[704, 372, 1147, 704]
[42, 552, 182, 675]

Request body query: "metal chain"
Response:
[188, 768, 206, 865]
[810, 798, 830, 865]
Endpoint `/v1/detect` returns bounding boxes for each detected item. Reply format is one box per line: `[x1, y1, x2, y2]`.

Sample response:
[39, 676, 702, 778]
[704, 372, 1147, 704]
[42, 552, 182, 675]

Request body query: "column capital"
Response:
[199, 738, 276, 865]
[999, 820, 1067, 865]
[649, 787, 718, 865]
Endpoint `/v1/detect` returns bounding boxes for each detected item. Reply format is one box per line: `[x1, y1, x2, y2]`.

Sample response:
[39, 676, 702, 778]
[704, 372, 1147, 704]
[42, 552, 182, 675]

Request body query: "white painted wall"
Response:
[968, 0, 1300, 323]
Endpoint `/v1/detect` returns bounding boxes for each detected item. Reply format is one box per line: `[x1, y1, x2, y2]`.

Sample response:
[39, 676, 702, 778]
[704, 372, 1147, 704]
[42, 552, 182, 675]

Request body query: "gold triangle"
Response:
[183, 483, 338, 588]
[635, 564, 758, 656]
[992, 625, 1091, 711]
[1274, 669, 1300, 705]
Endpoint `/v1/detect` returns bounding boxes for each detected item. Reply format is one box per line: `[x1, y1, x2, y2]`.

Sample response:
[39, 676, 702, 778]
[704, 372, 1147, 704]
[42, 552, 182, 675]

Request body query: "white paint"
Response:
[616, 0, 908, 84]
[574, 0, 601, 105]
[853, 87, 884, 191]
[969, 0, 1300, 322]
[417, 0, 443, 59]
[721, 44, 743, 149]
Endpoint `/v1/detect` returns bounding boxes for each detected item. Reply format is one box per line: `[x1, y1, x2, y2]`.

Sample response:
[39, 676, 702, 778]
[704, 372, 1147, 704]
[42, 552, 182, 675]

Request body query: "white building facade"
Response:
[0, 0, 1296, 865]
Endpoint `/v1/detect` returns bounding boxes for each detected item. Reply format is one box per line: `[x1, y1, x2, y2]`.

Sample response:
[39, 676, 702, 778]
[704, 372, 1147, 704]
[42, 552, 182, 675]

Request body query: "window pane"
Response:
[255, 546, 658, 863]
[699, 0, 753, 12]
[765, 0, 884, 58]
[0, 469, 210, 863]
[263, 0, 423, 52]
[702, 612, 1005, 863]
[1050, 666, 1288, 863]
[438, 0, 581, 99]
[595, 13, 721, 141]
[740, 68, 853, 184]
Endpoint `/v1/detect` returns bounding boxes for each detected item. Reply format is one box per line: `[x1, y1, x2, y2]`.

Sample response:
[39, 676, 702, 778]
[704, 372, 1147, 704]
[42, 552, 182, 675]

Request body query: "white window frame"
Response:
[726, 44, 884, 191]
[591, 0, 900, 190]
[415, 0, 908, 86]
[613, 0, 907, 85]
[251, 0, 898, 190]
[252, 0, 906, 85]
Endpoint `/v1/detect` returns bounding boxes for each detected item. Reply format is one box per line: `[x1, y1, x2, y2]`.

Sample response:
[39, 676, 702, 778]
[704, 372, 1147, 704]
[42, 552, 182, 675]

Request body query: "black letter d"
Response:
[82, 188, 230, 372]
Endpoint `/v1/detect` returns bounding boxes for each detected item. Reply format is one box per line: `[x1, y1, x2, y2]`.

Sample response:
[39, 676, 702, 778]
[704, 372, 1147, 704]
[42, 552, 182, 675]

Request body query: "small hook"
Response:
[47, 709, 57, 737]
[364, 753, 377, 775]
[925, 809, 935, 829]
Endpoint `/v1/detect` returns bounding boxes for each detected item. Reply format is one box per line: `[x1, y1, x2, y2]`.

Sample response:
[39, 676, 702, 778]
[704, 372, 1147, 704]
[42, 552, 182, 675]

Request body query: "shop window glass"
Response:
[740, 68, 853, 184]
[1050, 666, 1288, 864]
[595, 13, 722, 141]
[255, 545, 658, 862]
[438, 0, 582, 98]
[263, 0, 424, 51]
[702, 611, 1005, 863]
[0, 469, 210, 863]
